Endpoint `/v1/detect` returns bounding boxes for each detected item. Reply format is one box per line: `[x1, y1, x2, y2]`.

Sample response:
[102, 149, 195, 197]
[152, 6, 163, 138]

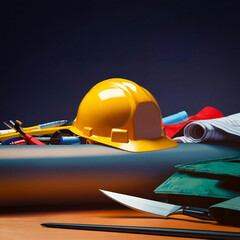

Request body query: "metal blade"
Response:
[100, 189, 183, 217]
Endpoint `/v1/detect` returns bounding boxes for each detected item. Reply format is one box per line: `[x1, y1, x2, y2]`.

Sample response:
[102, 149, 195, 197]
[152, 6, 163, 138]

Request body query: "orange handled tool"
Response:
[4, 120, 46, 145]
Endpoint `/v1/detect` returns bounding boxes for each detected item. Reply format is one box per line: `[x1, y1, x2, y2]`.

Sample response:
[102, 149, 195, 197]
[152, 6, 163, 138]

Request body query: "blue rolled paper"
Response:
[162, 111, 188, 125]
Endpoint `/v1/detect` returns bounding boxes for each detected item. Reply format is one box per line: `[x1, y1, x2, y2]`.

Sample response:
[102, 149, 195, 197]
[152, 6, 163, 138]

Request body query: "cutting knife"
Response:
[100, 189, 212, 220]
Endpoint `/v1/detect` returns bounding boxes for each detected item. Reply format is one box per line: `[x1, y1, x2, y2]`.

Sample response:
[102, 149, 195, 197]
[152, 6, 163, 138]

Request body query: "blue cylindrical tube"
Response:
[162, 111, 188, 125]
[60, 136, 81, 144]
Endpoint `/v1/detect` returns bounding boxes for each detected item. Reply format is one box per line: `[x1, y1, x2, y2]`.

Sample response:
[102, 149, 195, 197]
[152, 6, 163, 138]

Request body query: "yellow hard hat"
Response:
[70, 78, 178, 152]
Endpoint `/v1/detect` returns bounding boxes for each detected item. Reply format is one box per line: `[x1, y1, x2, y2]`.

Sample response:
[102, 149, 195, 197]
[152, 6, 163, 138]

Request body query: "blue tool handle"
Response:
[1, 137, 23, 145]
[60, 136, 81, 144]
[183, 206, 212, 220]
[162, 111, 188, 125]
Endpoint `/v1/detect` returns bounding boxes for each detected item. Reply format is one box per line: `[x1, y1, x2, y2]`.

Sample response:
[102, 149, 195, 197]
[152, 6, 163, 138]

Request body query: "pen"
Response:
[0, 120, 68, 134]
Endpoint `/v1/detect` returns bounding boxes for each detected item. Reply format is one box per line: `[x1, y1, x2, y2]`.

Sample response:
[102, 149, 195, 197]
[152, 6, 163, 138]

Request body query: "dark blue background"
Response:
[1, 0, 240, 129]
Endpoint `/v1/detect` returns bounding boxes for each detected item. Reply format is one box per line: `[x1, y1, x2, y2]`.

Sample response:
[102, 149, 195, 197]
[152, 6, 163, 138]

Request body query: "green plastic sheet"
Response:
[176, 155, 240, 178]
[155, 156, 240, 199]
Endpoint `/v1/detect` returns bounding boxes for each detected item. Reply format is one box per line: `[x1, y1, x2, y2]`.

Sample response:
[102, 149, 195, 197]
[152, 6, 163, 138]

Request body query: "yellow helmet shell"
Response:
[70, 78, 177, 152]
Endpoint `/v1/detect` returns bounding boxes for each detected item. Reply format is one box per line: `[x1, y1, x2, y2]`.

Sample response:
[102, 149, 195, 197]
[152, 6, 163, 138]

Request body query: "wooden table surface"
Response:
[1, 208, 240, 240]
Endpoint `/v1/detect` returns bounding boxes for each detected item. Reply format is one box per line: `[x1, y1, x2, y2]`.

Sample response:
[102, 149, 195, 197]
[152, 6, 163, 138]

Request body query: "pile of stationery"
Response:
[0, 119, 77, 145]
[1, 106, 239, 146]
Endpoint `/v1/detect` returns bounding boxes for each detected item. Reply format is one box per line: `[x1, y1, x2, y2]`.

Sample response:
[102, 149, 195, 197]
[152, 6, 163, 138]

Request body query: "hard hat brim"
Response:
[69, 126, 178, 152]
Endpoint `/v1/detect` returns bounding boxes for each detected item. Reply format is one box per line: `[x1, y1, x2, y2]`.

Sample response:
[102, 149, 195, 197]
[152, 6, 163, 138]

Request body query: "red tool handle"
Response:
[9, 139, 27, 145]
[24, 134, 46, 145]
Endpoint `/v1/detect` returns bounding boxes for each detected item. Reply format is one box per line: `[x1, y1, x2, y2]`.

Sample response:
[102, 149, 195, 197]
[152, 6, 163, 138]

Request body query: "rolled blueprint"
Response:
[183, 113, 240, 143]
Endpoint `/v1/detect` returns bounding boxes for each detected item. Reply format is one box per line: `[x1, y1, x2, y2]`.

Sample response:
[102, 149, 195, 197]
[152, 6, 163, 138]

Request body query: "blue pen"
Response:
[39, 120, 68, 129]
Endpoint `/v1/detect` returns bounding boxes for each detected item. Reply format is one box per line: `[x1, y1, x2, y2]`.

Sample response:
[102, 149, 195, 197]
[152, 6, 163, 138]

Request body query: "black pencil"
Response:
[41, 223, 240, 239]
